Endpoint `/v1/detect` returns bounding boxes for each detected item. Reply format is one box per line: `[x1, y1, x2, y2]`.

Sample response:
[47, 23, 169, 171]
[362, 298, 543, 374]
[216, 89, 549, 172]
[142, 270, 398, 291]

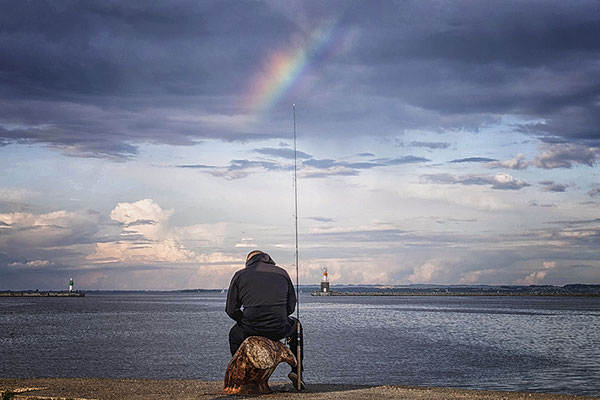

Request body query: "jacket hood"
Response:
[246, 252, 275, 267]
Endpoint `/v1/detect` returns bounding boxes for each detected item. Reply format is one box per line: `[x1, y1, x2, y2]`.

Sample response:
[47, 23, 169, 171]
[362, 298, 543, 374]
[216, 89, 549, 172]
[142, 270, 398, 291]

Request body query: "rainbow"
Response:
[246, 20, 339, 116]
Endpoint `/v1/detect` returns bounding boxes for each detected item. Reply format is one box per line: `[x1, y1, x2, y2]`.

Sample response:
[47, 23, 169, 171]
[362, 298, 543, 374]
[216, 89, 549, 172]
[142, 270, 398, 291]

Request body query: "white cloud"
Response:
[301, 166, 359, 178]
[402, 183, 510, 210]
[297, 257, 396, 285]
[0, 188, 36, 202]
[110, 198, 173, 240]
[420, 172, 530, 191]
[459, 269, 498, 284]
[172, 223, 228, 247]
[87, 239, 198, 264]
[514, 260, 557, 284]
[486, 154, 528, 170]
[8, 259, 55, 267]
[514, 271, 548, 285]
[87, 199, 238, 265]
[0, 209, 100, 248]
[408, 261, 442, 283]
[235, 236, 258, 248]
[492, 172, 531, 190]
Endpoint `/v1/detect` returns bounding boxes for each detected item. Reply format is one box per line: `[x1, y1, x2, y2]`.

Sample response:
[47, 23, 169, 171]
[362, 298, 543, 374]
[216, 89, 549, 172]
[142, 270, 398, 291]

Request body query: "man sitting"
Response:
[226, 250, 305, 390]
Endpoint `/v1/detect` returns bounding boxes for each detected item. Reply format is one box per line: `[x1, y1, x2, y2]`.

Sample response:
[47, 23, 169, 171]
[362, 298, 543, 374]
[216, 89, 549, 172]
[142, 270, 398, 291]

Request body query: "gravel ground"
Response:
[1, 378, 598, 400]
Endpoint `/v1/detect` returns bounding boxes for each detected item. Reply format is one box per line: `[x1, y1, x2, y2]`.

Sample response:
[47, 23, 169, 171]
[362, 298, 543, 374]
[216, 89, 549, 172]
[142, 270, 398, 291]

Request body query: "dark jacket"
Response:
[226, 252, 296, 334]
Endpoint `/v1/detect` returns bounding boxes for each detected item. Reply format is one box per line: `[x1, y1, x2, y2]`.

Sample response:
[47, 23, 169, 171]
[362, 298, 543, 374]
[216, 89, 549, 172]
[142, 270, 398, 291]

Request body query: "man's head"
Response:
[246, 250, 263, 262]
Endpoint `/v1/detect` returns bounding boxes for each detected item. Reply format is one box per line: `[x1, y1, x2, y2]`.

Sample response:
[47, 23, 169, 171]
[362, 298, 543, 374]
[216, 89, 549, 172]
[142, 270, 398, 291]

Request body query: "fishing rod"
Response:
[293, 103, 302, 390]
[293, 104, 299, 320]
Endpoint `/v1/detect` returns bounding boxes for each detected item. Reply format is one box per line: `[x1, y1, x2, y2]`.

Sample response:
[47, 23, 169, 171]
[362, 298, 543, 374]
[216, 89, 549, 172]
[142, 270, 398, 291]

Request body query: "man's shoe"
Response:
[287, 371, 306, 390]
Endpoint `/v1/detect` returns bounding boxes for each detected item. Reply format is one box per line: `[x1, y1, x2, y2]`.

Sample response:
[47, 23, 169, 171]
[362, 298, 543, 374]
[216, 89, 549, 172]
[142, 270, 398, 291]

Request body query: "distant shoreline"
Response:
[0, 291, 84, 297]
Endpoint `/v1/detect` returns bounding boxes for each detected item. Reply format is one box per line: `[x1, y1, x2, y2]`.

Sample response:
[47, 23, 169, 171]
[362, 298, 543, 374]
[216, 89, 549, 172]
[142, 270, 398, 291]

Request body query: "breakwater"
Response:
[311, 284, 600, 297]
[312, 291, 600, 297]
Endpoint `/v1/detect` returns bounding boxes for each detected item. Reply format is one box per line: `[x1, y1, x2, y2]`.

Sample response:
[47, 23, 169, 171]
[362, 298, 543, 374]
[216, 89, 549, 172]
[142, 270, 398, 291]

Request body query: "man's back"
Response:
[226, 252, 296, 333]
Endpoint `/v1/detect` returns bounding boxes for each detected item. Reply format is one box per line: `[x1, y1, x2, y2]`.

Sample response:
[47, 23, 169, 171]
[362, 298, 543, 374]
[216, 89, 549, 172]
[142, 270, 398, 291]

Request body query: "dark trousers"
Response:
[229, 316, 304, 372]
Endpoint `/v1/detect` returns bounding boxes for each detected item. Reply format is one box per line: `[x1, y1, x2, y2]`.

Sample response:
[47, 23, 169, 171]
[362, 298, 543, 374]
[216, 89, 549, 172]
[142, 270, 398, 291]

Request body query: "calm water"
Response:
[1, 293, 599, 396]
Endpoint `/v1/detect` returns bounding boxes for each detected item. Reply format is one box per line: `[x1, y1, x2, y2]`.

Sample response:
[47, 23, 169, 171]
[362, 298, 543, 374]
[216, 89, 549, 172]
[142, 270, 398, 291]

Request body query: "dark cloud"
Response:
[0, 1, 292, 157]
[450, 157, 497, 163]
[532, 144, 600, 169]
[123, 219, 158, 227]
[539, 181, 568, 193]
[374, 156, 431, 165]
[344, 1, 600, 143]
[389, 156, 431, 164]
[0, 253, 20, 266]
[589, 188, 600, 198]
[301, 158, 364, 178]
[177, 164, 213, 169]
[310, 227, 413, 244]
[303, 159, 337, 169]
[306, 216, 335, 223]
[177, 151, 425, 180]
[344, 162, 382, 169]
[488, 144, 600, 170]
[304, 158, 381, 170]
[422, 173, 531, 190]
[434, 218, 478, 224]
[254, 147, 312, 159]
[177, 158, 292, 180]
[407, 141, 451, 149]
[547, 218, 600, 226]
[529, 201, 557, 208]
[422, 174, 482, 185]
[357, 152, 375, 157]
[301, 155, 429, 178]
[0, 209, 101, 265]
[545, 225, 600, 247]
[537, 136, 571, 145]
[302, 169, 359, 179]
[1, 0, 599, 159]
[228, 159, 286, 172]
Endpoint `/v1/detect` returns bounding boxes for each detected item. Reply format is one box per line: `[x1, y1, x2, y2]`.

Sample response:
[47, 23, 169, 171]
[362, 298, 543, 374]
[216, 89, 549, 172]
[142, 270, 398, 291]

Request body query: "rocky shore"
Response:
[1, 378, 598, 400]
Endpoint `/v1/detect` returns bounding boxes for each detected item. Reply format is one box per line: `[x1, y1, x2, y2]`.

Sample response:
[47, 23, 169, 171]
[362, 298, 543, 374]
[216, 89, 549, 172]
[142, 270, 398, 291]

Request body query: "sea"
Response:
[1, 292, 599, 396]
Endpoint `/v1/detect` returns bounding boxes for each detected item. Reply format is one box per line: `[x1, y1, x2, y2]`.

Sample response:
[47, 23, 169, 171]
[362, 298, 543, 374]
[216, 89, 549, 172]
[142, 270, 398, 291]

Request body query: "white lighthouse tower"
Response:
[69, 278, 74, 293]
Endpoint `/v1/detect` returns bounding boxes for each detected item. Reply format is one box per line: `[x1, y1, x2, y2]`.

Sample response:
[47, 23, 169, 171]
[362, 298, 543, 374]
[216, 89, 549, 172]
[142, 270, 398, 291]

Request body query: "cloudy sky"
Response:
[1, 0, 599, 290]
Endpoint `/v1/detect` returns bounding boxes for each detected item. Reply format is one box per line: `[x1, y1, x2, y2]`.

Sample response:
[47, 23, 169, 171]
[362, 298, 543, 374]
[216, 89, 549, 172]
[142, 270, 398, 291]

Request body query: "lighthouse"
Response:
[320, 267, 330, 294]
[311, 266, 333, 296]
[69, 278, 73, 292]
